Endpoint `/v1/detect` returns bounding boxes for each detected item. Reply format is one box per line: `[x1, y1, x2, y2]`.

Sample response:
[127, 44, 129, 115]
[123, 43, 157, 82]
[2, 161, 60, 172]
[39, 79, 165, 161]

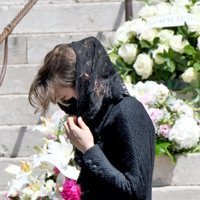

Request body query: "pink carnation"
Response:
[61, 178, 82, 200]
[53, 167, 60, 175]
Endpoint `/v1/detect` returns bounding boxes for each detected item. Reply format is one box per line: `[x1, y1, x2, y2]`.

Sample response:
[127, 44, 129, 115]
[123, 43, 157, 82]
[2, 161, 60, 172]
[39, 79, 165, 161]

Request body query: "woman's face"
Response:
[54, 85, 76, 103]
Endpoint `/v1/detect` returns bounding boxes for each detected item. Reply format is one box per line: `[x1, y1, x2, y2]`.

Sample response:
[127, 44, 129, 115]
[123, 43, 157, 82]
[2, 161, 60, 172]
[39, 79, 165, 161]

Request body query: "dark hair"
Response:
[28, 44, 76, 112]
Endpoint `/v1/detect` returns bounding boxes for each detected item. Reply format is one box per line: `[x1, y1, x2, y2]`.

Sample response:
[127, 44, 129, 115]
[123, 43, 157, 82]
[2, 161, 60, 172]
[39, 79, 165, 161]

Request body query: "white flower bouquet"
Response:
[108, 0, 200, 104]
[5, 111, 81, 200]
[126, 81, 200, 162]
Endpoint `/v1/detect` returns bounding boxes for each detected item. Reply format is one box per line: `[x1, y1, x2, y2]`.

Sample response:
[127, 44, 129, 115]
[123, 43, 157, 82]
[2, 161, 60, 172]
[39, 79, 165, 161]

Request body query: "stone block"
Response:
[0, 65, 39, 94]
[152, 186, 200, 200]
[77, 0, 122, 2]
[27, 32, 114, 64]
[0, 95, 59, 125]
[153, 154, 200, 186]
[0, 2, 143, 34]
[0, 36, 27, 64]
[0, 125, 44, 157]
[0, 0, 75, 5]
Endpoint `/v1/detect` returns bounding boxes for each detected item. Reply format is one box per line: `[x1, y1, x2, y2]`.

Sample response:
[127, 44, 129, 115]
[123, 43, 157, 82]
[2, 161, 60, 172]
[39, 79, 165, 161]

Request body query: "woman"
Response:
[29, 36, 155, 200]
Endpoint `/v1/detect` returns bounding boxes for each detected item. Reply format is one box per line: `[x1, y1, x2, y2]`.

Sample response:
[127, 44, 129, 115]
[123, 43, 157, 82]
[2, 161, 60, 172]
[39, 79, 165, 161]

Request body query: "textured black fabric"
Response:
[67, 37, 155, 200]
[76, 96, 155, 200]
[69, 37, 129, 122]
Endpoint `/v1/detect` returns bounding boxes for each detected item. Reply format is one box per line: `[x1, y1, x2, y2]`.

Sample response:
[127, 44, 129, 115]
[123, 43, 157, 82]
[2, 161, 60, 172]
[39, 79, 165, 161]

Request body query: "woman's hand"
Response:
[64, 116, 94, 153]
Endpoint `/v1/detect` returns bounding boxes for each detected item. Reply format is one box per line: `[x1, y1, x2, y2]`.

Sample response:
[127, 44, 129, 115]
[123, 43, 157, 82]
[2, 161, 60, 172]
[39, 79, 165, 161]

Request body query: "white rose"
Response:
[118, 43, 138, 64]
[190, 4, 200, 15]
[169, 35, 189, 53]
[138, 5, 156, 19]
[159, 29, 174, 44]
[197, 36, 200, 50]
[170, 6, 188, 15]
[133, 53, 153, 79]
[155, 83, 169, 103]
[112, 21, 135, 46]
[169, 116, 200, 149]
[129, 19, 147, 34]
[152, 44, 169, 64]
[179, 104, 194, 117]
[181, 67, 198, 83]
[139, 29, 158, 43]
[155, 2, 171, 16]
[173, 0, 192, 7]
[188, 24, 200, 35]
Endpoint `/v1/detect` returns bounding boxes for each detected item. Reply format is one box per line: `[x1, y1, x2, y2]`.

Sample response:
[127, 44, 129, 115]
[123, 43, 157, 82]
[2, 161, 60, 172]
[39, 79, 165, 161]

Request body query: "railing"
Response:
[0, 0, 38, 87]
[125, 0, 133, 21]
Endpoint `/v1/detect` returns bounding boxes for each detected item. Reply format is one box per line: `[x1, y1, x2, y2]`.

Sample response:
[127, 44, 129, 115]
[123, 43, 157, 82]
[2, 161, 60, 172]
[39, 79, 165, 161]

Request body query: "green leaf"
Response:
[168, 48, 175, 59]
[191, 143, 200, 153]
[140, 40, 152, 49]
[194, 63, 200, 71]
[116, 57, 127, 68]
[155, 140, 176, 163]
[152, 37, 160, 49]
[166, 59, 176, 73]
[184, 45, 196, 56]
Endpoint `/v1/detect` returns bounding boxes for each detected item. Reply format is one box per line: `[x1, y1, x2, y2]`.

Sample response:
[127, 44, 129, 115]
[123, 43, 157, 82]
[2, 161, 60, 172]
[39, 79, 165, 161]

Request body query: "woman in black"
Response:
[29, 36, 155, 200]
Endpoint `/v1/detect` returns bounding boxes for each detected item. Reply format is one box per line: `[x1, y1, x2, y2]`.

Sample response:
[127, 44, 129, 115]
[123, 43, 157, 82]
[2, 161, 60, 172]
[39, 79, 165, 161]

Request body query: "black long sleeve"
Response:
[78, 96, 155, 200]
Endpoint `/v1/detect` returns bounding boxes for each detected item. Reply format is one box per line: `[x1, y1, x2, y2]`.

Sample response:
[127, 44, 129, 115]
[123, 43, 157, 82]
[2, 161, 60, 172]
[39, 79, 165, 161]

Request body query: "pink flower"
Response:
[61, 178, 82, 200]
[147, 108, 163, 123]
[159, 124, 171, 138]
[53, 167, 60, 175]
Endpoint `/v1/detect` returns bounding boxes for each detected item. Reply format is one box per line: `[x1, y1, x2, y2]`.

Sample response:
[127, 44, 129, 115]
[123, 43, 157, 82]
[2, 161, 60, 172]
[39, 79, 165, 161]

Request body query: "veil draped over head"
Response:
[69, 37, 129, 123]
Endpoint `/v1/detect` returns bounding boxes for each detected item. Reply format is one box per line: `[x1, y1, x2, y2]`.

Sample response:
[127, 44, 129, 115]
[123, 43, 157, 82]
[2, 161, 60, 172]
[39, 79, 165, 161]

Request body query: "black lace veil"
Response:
[69, 37, 129, 122]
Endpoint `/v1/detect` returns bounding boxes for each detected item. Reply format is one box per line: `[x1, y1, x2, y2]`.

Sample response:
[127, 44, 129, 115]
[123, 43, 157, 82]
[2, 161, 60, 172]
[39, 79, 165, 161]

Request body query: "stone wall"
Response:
[0, 0, 199, 199]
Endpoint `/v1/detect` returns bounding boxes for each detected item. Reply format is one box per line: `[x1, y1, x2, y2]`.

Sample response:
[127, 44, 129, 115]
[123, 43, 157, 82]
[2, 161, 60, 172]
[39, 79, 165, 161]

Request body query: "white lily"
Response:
[34, 135, 75, 177]
[6, 175, 29, 199]
[33, 110, 66, 137]
[5, 164, 21, 176]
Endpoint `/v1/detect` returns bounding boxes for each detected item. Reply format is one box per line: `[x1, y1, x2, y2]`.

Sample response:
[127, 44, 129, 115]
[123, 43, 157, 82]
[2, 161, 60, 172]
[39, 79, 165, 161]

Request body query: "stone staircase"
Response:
[0, 0, 199, 199]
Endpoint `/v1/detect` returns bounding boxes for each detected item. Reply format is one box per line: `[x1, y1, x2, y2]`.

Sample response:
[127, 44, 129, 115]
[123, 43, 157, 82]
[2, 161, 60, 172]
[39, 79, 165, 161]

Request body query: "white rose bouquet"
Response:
[125, 81, 200, 162]
[108, 0, 200, 104]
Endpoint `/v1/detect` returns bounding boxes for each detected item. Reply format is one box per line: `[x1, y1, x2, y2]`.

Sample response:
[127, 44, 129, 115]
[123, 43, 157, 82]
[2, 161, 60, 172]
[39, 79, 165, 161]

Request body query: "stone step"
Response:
[0, 95, 59, 125]
[152, 186, 200, 200]
[0, 65, 39, 95]
[0, 0, 122, 5]
[0, 1, 143, 34]
[0, 125, 44, 158]
[0, 184, 200, 199]
[0, 0, 75, 5]
[153, 153, 200, 186]
[0, 32, 114, 65]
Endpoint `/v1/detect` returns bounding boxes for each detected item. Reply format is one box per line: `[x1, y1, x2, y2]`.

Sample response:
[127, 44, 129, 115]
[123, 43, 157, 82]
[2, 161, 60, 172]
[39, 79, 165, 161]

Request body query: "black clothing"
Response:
[76, 96, 155, 200]
[60, 37, 155, 200]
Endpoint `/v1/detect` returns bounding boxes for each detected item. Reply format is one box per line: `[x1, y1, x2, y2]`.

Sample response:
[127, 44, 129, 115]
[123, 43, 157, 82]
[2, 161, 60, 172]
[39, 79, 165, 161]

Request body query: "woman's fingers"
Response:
[77, 117, 88, 130]
[67, 116, 78, 132]
[64, 122, 70, 135]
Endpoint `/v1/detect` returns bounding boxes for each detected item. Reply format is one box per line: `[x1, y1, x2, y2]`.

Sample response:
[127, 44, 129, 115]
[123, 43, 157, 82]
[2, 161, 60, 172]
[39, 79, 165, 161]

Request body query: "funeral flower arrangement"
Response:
[5, 111, 81, 200]
[108, 0, 200, 160]
[108, 0, 200, 104]
[125, 81, 200, 162]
